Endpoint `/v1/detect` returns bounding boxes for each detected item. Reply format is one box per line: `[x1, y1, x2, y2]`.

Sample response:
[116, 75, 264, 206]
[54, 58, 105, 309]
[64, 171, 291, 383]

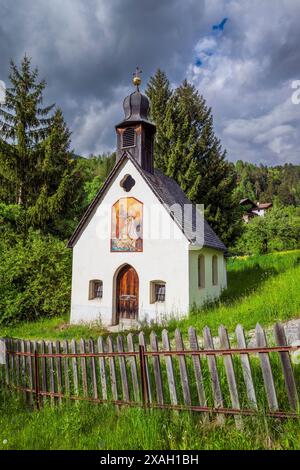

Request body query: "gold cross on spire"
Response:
[132, 66, 142, 90]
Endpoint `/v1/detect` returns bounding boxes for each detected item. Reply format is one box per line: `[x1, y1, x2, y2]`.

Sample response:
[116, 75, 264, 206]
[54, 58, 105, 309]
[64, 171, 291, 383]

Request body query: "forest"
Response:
[0, 58, 299, 324]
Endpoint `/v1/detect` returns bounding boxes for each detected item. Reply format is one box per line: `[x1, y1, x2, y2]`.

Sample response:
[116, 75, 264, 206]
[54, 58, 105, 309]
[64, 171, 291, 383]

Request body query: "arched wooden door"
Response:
[116, 265, 139, 322]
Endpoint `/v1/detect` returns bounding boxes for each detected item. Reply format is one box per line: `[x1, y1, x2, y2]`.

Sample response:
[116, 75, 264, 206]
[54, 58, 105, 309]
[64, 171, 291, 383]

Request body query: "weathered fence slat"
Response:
[235, 325, 257, 410]
[150, 331, 164, 405]
[219, 326, 243, 429]
[138, 332, 152, 404]
[97, 337, 107, 401]
[127, 333, 140, 403]
[55, 341, 63, 404]
[20, 340, 26, 401]
[255, 324, 279, 411]
[71, 339, 79, 397]
[175, 329, 191, 406]
[9, 339, 15, 387]
[40, 340, 47, 403]
[32, 340, 38, 402]
[15, 340, 20, 388]
[4, 339, 9, 386]
[6, 339, 11, 386]
[203, 326, 224, 424]
[107, 336, 118, 402]
[162, 329, 177, 406]
[89, 339, 98, 400]
[48, 342, 55, 405]
[80, 339, 88, 397]
[63, 340, 70, 396]
[188, 327, 207, 417]
[274, 323, 299, 411]
[117, 335, 130, 402]
[26, 340, 34, 404]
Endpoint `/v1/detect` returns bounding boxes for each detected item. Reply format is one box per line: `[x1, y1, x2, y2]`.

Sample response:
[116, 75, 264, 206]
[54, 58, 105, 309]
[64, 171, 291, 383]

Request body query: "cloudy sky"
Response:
[0, 0, 300, 165]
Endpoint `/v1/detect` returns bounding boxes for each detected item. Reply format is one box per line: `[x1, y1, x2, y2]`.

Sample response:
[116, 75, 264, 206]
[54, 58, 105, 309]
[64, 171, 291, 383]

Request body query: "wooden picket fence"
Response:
[1, 323, 300, 427]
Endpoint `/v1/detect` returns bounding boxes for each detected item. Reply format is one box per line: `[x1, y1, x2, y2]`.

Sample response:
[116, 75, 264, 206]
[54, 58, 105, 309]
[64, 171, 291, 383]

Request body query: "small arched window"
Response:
[198, 254, 205, 289]
[89, 280, 103, 300]
[122, 127, 135, 149]
[212, 256, 218, 286]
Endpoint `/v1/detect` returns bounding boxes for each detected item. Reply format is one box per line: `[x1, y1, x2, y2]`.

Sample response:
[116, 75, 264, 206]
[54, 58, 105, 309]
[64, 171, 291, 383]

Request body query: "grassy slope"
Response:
[0, 250, 299, 340]
[0, 390, 300, 450]
[167, 249, 300, 336]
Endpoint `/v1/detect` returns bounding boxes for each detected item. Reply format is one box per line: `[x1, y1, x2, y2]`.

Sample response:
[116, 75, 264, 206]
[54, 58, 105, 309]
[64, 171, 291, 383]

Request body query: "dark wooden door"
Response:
[116, 265, 139, 322]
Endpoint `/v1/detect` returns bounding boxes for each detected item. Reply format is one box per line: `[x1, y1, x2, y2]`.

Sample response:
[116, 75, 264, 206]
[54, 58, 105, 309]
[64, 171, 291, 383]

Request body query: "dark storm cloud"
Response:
[0, 0, 207, 154]
[0, 0, 300, 163]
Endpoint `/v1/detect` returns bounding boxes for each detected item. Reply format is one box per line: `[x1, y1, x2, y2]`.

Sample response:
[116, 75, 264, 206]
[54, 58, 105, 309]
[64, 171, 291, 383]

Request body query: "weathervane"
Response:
[132, 66, 142, 91]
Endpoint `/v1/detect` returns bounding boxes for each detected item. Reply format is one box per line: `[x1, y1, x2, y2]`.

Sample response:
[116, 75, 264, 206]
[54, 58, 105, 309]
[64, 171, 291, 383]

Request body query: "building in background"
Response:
[240, 198, 272, 223]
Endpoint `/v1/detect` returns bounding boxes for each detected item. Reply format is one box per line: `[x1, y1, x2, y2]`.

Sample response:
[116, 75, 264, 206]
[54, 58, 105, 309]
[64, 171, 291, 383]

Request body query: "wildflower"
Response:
[291, 340, 300, 365]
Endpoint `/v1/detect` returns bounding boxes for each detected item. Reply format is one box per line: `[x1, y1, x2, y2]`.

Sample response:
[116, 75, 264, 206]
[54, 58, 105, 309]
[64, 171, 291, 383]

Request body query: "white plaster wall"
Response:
[70, 159, 190, 326]
[188, 247, 227, 308]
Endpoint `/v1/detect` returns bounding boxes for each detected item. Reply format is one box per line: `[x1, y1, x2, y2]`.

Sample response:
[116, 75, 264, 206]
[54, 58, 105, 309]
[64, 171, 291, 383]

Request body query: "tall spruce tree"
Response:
[0, 56, 83, 237]
[0, 56, 54, 207]
[148, 76, 241, 245]
[145, 69, 172, 169]
[29, 109, 84, 235]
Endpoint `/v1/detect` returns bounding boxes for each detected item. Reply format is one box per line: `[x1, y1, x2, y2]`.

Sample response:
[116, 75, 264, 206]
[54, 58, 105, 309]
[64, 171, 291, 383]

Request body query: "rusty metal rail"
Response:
[6, 382, 300, 420]
[7, 344, 300, 358]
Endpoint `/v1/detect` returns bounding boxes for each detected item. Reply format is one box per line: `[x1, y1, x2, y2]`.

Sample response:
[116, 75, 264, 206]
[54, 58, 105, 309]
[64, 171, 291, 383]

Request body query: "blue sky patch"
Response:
[212, 17, 228, 32]
[195, 58, 202, 67]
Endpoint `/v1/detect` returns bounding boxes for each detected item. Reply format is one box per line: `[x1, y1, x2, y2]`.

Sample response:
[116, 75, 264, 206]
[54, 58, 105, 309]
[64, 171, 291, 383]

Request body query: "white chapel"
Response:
[68, 71, 227, 328]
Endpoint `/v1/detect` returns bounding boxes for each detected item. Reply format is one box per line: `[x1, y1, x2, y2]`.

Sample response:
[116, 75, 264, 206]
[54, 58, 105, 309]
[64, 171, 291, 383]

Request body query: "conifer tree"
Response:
[148, 77, 241, 245]
[145, 69, 172, 169]
[29, 109, 83, 234]
[0, 56, 84, 237]
[0, 56, 54, 206]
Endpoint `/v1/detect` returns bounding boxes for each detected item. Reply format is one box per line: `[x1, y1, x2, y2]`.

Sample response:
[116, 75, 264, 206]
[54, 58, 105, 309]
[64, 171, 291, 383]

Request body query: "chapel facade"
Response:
[68, 71, 227, 328]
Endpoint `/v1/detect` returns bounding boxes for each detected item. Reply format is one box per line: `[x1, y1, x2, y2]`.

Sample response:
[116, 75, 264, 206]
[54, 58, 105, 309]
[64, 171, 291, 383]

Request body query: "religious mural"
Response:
[111, 197, 143, 252]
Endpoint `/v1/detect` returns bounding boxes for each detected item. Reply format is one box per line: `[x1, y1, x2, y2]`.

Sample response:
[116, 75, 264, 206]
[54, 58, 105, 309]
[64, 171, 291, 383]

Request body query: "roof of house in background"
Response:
[239, 198, 258, 209]
[68, 152, 226, 252]
[256, 202, 273, 210]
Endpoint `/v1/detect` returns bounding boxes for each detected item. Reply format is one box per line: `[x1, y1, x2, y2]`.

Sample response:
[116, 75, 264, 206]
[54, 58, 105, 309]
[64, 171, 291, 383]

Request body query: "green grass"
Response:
[0, 388, 300, 450]
[0, 250, 299, 340]
[167, 249, 300, 336]
[1, 250, 300, 451]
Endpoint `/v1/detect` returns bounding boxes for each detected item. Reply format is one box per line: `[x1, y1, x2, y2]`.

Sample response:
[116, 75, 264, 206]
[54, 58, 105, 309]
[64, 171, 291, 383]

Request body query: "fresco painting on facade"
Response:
[111, 197, 143, 252]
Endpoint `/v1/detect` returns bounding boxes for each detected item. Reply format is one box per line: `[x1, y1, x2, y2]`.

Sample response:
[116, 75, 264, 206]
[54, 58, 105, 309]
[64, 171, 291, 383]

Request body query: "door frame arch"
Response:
[112, 263, 139, 325]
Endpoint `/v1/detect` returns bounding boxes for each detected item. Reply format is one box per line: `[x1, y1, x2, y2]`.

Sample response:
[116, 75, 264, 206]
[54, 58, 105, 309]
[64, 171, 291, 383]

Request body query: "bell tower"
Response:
[115, 67, 156, 174]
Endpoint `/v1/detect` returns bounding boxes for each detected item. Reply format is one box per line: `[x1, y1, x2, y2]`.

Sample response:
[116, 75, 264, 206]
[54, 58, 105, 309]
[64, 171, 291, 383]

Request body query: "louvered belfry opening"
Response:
[122, 127, 135, 149]
[115, 85, 156, 173]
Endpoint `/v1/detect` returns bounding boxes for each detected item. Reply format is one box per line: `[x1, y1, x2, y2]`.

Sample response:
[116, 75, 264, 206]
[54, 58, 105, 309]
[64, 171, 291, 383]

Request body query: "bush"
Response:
[0, 230, 71, 324]
[232, 206, 300, 255]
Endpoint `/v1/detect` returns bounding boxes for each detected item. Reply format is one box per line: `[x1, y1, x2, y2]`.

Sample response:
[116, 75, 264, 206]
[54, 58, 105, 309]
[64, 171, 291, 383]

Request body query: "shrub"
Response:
[232, 206, 300, 255]
[0, 230, 71, 324]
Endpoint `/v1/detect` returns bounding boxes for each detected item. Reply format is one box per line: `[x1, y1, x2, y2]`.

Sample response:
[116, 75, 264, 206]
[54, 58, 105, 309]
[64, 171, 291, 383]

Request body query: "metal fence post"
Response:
[34, 349, 40, 410]
[139, 345, 149, 407]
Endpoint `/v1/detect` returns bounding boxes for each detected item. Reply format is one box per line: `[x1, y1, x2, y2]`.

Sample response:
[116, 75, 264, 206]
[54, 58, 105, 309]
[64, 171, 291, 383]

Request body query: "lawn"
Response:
[0, 388, 299, 450]
[1, 250, 300, 451]
[0, 250, 299, 341]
